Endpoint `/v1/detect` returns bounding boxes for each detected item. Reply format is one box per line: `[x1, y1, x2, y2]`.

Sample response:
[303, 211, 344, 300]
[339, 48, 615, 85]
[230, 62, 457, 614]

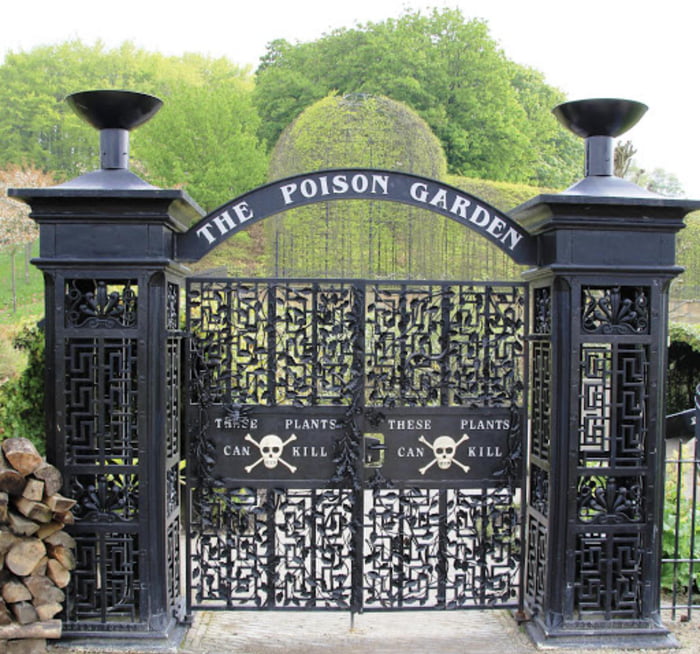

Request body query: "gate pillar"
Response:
[10, 91, 202, 641]
[513, 99, 700, 647]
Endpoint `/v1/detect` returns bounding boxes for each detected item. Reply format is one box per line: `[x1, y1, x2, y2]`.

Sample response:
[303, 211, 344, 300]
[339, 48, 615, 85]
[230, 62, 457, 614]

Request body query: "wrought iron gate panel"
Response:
[185, 279, 526, 612]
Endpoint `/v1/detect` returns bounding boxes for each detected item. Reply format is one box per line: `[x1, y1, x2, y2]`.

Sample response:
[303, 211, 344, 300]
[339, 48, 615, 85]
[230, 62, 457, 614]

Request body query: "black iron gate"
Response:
[184, 278, 527, 612]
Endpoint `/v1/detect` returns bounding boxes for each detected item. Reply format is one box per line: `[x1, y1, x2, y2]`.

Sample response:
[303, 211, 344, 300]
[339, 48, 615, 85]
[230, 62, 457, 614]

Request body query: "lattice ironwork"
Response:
[64, 338, 140, 466]
[575, 531, 643, 619]
[65, 531, 141, 627]
[524, 514, 548, 615]
[578, 344, 648, 467]
[533, 287, 551, 335]
[185, 278, 526, 612]
[530, 341, 551, 462]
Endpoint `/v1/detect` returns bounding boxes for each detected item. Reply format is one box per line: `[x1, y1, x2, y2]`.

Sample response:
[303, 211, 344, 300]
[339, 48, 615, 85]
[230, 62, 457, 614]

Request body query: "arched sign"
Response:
[176, 168, 536, 264]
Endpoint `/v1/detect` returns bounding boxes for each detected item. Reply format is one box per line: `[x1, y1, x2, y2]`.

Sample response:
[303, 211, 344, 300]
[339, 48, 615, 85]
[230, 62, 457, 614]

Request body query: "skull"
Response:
[260, 434, 284, 469]
[433, 435, 457, 469]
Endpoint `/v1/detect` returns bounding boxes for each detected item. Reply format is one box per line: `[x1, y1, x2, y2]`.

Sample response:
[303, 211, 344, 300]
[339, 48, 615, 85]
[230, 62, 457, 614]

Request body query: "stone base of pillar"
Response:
[55, 619, 187, 652]
[524, 615, 678, 650]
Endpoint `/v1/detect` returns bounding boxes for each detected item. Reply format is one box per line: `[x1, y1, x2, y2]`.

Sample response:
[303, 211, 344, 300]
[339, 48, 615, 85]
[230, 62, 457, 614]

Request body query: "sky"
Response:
[2, 0, 699, 196]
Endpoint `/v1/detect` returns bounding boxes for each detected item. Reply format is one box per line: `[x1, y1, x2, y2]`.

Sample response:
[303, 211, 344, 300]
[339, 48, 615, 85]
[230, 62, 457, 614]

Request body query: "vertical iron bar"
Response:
[351, 281, 366, 615]
[440, 283, 451, 407]
[437, 488, 448, 608]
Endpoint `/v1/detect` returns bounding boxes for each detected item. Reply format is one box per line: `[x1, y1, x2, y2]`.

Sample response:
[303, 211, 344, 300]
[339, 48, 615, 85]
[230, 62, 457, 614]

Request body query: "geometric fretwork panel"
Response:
[530, 341, 551, 461]
[165, 336, 181, 460]
[65, 531, 141, 627]
[578, 344, 648, 467]
[575, 531, 643, 619]
[525, 514, 548, 615]
[64, 338, 139, 465]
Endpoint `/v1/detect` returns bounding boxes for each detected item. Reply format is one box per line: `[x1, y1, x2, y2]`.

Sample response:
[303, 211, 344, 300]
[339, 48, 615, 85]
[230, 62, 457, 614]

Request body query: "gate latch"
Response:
[363, 433, 386, 468]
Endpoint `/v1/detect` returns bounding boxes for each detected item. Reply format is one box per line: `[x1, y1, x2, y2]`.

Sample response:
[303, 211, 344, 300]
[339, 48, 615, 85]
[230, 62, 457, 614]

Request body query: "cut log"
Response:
[43, 494, 75, 514]
[1, 440, 41, 478]
[43, 531, 75, 551]
[5, 514, 38, 538]
[30, 557, 47, 577]
[10, 601, 38, 626]
[0, 599, 12, 626]
[0, 530, 19, 556]
[1, 579, 31, 603]
[23, 576, 64, 606]
[5, 540, 46, 577]
[0, 621, 60, 640]
[0, 451, 26, 497]
[21, 481, 43, 503]
[34, 602, 62, 621]
[46, 545, 74, 572]
[30, 465, 62, 498]
[14, 500, 52, 525]
[34, 523, 61, 542]
[51, 511, 73, 526]
[45, 560, 69, 589]
[7, 639, 48, 654]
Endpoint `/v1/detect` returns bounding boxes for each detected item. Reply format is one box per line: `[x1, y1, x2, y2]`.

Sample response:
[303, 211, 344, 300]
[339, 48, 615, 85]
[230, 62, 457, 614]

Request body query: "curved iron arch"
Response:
[176, 168, 537, 265]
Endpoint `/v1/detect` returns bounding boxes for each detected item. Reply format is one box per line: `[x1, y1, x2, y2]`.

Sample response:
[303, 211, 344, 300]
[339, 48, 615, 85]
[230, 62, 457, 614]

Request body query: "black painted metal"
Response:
[176, 170, 537, 265]
[184, 278, 526, 611]
[10, 89, 700, 648]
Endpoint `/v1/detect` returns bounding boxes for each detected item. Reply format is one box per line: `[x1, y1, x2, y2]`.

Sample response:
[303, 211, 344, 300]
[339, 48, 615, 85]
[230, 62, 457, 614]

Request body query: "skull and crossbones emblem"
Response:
[244, 433, 298, 474]
[418, 434, 470, 475]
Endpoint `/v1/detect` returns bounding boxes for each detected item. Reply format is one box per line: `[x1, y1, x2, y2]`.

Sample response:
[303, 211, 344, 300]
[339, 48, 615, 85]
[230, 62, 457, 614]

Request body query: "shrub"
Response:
[0, 324, 45, 454]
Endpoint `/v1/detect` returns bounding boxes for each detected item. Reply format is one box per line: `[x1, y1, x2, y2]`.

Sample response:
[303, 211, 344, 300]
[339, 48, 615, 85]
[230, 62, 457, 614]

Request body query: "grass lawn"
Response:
[0, 241, 43, 327]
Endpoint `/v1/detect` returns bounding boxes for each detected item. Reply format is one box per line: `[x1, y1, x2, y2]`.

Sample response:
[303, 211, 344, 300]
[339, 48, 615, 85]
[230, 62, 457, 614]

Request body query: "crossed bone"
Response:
[244, 433, 298, 473]
[418, 433, 470, 475]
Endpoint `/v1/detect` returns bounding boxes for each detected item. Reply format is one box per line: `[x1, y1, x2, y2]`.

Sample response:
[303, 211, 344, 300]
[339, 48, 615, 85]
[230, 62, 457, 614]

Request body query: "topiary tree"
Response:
[266, 93, 449, 279]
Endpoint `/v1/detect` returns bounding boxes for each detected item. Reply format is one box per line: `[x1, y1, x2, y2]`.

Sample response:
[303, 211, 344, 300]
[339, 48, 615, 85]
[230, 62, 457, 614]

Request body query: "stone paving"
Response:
[179, 610, 534, 654]
[51, 609, 700, 654]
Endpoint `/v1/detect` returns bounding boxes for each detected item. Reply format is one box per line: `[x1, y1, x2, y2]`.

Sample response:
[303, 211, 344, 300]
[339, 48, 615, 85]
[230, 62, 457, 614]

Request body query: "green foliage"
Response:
[0, 324, 45, 454]
[662, 474, 700, 593]
[0, 241, 43, 322]
[134, 64, 269, 212]
[255, 8, 582, 187]
[266, 93, 449, 278]
[667, 323, 700, 414]
[674, 211, 700, 300]
[0, 42, 268, 210]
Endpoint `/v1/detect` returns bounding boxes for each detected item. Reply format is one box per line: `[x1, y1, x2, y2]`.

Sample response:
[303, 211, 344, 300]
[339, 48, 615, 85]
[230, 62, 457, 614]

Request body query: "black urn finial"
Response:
[553, 98, 647, 178]
[66, 90, 163, 170]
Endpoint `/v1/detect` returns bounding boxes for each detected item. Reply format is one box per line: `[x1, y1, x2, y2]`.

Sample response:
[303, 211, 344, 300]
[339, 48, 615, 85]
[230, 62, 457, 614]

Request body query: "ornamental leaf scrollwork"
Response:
[66, 279, 137, 328]
[582, 286, 649, 335]
[577, 476, 643, 524]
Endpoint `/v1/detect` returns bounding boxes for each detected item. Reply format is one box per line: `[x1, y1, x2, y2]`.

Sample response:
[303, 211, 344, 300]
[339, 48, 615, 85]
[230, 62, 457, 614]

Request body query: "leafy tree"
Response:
[255, 8, 582, 187]
[0, 42, 268, 210]
[135, 75, 268, 212]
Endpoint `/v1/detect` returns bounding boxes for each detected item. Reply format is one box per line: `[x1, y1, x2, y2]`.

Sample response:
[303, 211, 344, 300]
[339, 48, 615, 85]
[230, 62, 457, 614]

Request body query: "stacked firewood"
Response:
[0, 438, 75, 654]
